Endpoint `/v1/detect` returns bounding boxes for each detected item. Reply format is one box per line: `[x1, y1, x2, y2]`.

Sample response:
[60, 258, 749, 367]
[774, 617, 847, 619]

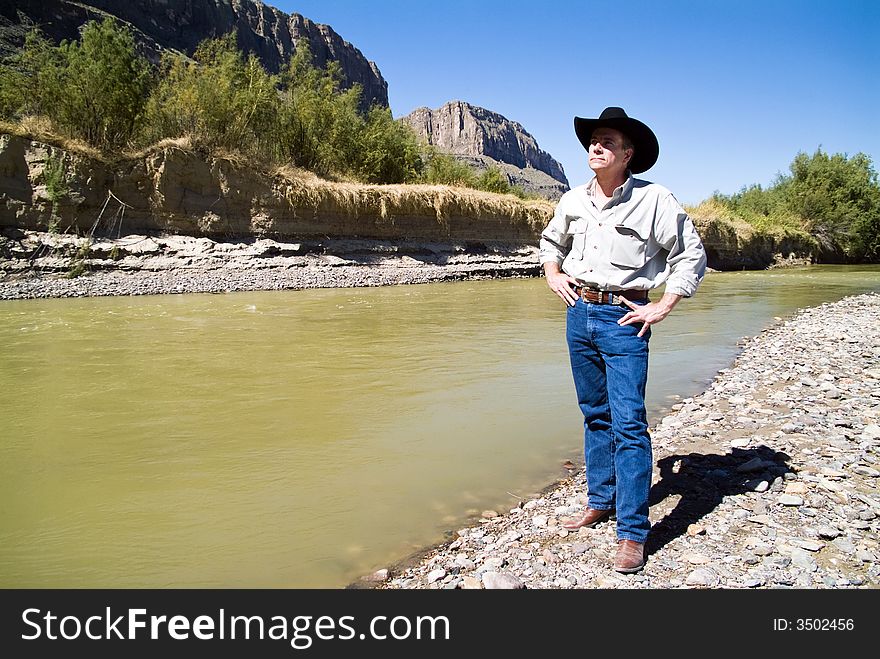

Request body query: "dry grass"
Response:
[687, 198, 757, 238]
[271, 163, 554, 230]
[0, 116, 104, 160]
[124, 135, 193, 160]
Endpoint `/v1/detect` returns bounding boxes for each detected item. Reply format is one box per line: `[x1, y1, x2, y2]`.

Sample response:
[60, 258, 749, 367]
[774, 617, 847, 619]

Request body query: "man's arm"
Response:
[539, 194, 581, 306]
[654, 194, 707, 298]
[618, 193, 706, 336]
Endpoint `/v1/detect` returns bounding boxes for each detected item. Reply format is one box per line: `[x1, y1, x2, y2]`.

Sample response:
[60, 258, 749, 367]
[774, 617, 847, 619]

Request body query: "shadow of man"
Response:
[646, 445, 794, 557]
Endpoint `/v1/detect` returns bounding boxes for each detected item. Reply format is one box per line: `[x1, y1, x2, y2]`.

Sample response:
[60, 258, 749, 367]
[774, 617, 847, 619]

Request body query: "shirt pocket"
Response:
[609, 224, 648, 269]
[567, 218, 589, 260]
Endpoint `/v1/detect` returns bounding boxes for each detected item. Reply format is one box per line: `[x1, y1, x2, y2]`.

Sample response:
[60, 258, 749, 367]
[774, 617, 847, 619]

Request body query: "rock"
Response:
[833, 537, 856, 554]
[853, 465, 880, 478]
[455, 558, 475, 572]
[784, 482, 808, 495]
[571, 542, 590, 555]
[481, 510, 499, 519]
[426, 569, 447, 584]
[460, 576, 482, 589]
[855, 549, 876, 563]
[482, 572, 525, 589]
[778, 494, 804, 506]
[686, 524, 706, 536]
[816, 525, 841, 539]
[479, 557, 505, 572]
[364, 568, 390, 583]
[500, 530, 522, 544]
[685, 568, 719, 587]
[542, 549, 559, 564]
[402, 102, 569, 200]
[795, 540, 825, 552]
[790, 548, 818, 571]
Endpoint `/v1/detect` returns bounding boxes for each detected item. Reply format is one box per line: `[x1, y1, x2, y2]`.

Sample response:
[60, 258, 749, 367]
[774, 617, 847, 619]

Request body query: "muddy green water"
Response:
[1, 265, 878, 587]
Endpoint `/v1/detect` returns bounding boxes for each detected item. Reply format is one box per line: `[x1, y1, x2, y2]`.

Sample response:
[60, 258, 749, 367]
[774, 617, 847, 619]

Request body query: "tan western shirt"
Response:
[539, 174, 707, 297]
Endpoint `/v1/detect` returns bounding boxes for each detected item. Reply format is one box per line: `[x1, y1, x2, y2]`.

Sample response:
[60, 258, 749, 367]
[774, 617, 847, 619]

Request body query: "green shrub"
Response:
[419, 148, 476, 187]
[141, 34, 279, 157]
[475, 166, 511, 194]
[3, 19, 152, 150]
[353, 106, 422, 184]
[274, 40, 362, 176]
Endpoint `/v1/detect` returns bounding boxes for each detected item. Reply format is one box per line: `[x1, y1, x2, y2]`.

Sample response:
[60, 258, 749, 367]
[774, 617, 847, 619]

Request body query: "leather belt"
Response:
[575, 286, 649, 306]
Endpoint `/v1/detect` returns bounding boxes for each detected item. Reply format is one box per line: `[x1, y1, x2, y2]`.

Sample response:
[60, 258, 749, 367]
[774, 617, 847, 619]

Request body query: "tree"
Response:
[785, 149, 880, 261]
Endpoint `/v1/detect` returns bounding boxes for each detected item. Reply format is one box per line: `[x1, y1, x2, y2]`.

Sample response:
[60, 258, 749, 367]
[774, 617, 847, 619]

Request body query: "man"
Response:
[540, 107, 706, 573]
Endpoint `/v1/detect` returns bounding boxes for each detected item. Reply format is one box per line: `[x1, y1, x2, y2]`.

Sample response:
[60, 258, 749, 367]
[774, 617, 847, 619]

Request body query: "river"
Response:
[1, 265, 878, 587]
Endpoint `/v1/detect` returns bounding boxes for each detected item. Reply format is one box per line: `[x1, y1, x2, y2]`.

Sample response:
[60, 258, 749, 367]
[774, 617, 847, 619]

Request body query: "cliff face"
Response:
[403, 101, 570, 200]
[0, 0, 388, 111]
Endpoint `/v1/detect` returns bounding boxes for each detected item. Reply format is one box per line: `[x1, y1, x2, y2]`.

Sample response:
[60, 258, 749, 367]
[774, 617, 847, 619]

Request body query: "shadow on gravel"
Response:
[646, 445, 794, 557]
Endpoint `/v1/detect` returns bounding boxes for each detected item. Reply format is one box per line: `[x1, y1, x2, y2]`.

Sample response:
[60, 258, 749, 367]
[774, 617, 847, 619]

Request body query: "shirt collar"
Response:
[588, 171, 634, 206]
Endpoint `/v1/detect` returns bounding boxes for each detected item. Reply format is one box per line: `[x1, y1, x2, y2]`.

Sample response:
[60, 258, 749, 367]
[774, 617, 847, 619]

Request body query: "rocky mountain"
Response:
[403, 101, 569, 200]
[0, 0, 388, 111]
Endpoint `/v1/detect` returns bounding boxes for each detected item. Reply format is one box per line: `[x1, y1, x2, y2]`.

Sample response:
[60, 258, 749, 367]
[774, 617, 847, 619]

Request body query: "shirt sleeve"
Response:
[539, 196, 573, 267]
[654, 194, 707, 297]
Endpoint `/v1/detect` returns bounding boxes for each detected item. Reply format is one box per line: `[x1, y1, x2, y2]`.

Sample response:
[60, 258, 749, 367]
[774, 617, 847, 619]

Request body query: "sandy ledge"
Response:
[363, 293, 880, 589]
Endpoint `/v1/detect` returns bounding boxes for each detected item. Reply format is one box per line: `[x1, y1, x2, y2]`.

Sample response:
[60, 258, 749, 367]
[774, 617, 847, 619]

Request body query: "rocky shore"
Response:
[0, 230, 539, 299]
[375, 293, 880, 589]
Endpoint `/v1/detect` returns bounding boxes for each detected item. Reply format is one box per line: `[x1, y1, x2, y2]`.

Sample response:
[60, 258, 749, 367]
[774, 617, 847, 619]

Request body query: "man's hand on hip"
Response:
[618, 293, 682, 337]
[544, 263, 579, 306]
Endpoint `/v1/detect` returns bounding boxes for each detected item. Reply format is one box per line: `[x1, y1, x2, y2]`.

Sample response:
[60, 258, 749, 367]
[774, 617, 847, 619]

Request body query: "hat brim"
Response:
[574, 116, 659, 174]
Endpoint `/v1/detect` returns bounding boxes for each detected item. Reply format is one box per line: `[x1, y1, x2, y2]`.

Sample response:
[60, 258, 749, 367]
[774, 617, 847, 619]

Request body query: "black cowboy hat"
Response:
[574, 107, 659, 174]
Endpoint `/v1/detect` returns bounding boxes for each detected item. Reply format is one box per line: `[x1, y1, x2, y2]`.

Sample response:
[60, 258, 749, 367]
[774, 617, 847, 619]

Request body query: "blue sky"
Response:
[271, 0, 878, 205]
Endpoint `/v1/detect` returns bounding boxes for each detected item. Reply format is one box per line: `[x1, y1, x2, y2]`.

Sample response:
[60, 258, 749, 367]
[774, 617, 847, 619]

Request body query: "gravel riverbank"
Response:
[375, 293, 880, 589]
[0, 231, 539, 300]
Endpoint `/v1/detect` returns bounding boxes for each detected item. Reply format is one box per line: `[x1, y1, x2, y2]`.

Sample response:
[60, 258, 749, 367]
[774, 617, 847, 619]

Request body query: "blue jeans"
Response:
[566, 298, 652, 544]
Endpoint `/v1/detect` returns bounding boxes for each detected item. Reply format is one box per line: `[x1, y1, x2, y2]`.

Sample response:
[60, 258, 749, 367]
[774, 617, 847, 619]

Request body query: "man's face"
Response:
[588, 127, 632, 176]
